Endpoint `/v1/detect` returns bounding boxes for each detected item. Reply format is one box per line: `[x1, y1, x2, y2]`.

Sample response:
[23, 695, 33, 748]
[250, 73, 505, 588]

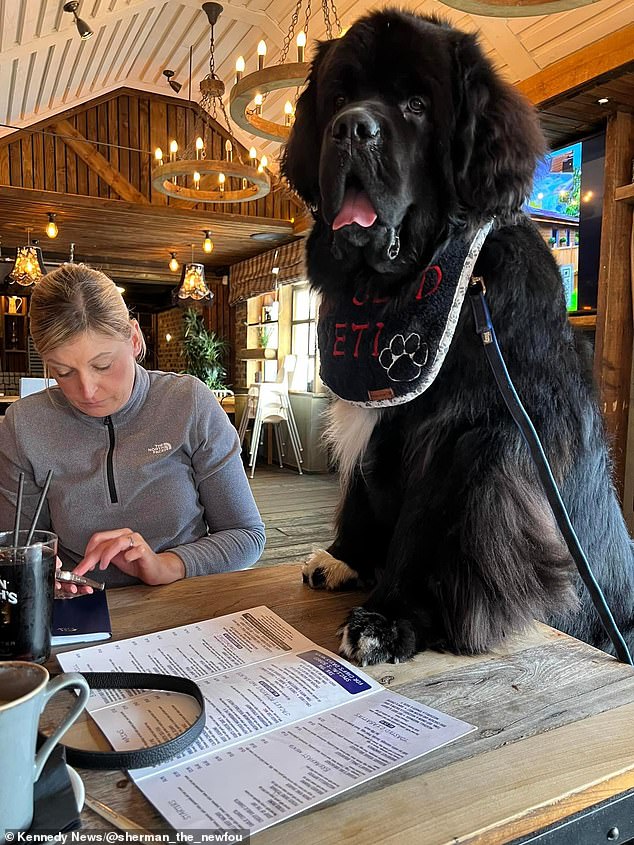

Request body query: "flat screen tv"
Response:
[524, 131, 605, 313]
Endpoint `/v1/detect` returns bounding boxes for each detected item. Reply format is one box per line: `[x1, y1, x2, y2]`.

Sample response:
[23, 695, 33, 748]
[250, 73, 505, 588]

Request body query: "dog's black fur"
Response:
[281, 9, 634, 664]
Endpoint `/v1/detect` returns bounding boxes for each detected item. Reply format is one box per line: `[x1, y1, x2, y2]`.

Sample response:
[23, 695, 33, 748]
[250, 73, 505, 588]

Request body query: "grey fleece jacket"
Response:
[0, 365, 265, 586]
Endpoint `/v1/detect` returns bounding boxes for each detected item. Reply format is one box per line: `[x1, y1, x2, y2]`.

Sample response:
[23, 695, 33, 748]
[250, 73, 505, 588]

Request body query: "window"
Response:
[291, 283, 318, 392]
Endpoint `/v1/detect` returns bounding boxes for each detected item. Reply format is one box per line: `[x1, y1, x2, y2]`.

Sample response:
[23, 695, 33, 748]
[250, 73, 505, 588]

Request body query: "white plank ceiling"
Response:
[0, 0, 633, 164]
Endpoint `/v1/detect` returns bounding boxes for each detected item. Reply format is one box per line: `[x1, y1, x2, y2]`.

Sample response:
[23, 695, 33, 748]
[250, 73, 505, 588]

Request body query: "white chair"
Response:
[237, 356, 303, 478]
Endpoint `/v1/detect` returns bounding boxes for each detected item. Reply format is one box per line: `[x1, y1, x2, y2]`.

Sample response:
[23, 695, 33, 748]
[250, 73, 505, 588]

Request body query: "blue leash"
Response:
[468, 276, 633, 665]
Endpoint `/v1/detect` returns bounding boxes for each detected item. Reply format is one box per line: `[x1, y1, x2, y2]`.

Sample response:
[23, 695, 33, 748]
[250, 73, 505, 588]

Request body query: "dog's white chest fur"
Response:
[325, 399, 382, 487]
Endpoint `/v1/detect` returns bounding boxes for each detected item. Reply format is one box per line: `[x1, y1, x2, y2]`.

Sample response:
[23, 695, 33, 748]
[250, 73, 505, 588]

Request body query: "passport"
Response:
[51, 589, 112, 646]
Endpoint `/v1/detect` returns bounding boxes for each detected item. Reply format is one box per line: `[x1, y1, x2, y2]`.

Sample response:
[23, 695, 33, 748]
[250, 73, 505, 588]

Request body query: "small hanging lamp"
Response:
[177, 244, 213, 301]
[9, 229, 46, 286]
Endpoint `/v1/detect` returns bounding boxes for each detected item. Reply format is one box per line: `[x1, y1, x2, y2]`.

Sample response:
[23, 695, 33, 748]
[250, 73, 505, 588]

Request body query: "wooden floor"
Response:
[248, 466, 340, 568]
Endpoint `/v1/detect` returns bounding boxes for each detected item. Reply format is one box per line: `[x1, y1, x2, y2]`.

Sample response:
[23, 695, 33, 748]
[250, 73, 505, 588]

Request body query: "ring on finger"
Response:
[127, 535, 135, 549]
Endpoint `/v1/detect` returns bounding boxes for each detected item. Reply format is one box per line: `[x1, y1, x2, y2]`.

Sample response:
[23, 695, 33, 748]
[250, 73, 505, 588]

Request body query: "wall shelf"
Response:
[615, 182, 634, 205]
[569, 313, 597, 330]
[1, 295, 29, 373]
[239, 348, 278, 360]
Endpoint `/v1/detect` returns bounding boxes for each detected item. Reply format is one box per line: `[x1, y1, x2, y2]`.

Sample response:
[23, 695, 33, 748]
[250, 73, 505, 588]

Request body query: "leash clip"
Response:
[468, 276, 493, 343]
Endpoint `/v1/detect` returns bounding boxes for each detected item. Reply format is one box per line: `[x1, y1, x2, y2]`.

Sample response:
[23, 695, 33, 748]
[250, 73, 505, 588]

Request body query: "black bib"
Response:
[318, 223, 492, 407]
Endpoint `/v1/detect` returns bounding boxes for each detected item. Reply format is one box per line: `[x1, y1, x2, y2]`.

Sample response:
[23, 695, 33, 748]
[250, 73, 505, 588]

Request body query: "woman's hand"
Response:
[73, 529, 185, 585]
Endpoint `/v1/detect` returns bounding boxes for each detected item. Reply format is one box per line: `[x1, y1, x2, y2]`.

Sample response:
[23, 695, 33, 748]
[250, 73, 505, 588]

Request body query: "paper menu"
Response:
[58, 606, 317, 707]
[57, 606, 476, 835]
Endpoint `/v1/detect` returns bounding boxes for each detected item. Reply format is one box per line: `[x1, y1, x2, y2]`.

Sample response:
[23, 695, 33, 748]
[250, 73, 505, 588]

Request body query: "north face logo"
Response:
[147, 442, 172, 455]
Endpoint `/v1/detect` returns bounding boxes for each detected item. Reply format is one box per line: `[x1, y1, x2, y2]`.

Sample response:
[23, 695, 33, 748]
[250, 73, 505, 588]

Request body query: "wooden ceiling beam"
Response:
[53, 119, 150, 205]
[517, 24, 634, 108]
[0, 185, 295, 270]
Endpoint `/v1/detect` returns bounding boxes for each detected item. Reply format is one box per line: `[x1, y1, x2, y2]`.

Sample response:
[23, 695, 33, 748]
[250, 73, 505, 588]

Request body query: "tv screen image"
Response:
[524, 134, 605, 314]
[525, 142, 581, 311]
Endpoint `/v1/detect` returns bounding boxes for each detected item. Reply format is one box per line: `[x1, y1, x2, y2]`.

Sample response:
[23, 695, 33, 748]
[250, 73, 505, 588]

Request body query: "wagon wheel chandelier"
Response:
[229, 0, 342, 144]
[151, 2, 271, 204]
[439, 0, 602, 15]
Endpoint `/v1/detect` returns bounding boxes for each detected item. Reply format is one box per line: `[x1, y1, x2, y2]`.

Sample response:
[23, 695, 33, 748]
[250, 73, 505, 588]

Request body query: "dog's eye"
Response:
[407, 96, 425, 114]
[333, 95, 346, 111]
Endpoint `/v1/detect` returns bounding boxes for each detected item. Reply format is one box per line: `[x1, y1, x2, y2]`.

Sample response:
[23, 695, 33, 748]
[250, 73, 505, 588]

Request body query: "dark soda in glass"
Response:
[0, 531, 57, 664]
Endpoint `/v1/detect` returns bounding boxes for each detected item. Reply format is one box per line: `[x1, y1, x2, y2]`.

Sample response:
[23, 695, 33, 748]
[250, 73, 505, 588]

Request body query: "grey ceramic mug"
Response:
[0, 661, 90, 840]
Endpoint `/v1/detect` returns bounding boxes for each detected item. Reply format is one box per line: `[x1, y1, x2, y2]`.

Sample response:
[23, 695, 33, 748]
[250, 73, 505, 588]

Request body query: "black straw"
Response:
[12, 472, 24, 547]
[25, 470, 53, 546]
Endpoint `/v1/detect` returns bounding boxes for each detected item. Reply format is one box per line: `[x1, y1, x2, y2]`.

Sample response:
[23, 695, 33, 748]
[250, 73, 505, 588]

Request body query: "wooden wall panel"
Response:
[0, 90, 300, 222]
[75, 112, 89, 196]
[138, 98, 149, 200]
[148, 98, 168, 207]
[593, 110, 634, 501]
[22, 135, 33, 189]
[118, 96, 129, 188]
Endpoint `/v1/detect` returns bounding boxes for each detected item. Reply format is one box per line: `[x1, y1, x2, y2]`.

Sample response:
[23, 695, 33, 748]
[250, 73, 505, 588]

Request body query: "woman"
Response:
[0, 263, 265, 589]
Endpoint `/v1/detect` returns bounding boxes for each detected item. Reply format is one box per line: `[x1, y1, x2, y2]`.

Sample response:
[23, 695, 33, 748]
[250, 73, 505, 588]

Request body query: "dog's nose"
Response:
[332, 107, 380, 144]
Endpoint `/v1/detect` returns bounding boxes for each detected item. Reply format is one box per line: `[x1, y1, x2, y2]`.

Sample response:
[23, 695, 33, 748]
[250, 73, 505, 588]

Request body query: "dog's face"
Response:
[282, 10, 544, 278]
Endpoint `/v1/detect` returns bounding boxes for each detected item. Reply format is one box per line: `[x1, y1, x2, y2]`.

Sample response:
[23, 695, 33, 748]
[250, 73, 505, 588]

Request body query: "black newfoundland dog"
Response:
[281, 9, 634, 664]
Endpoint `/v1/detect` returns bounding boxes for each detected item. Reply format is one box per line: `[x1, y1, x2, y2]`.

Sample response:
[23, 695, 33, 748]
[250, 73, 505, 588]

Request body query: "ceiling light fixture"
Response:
[177, 244, 213, 301]
[437, 0, 603, 14]
[163, 69, 183, 94]
[202, 230, 214, 253]
[9, 228, 46, 287]
[46, 213, 58, 239]
[151, 3, 270, 205]
[229, 0, 342, 143]
[169, 252, 180, 272]
[597, 97, 609, 105]
[63, 1, 93, 40]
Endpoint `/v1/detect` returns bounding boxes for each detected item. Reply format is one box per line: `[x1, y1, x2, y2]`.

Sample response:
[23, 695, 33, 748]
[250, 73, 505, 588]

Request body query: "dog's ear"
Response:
[451, 32, 545, 222]
[281, 40, 337, 205]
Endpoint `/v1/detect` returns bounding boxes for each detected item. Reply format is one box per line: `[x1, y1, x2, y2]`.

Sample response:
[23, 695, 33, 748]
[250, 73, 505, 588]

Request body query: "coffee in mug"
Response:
[0, 531, 57, 664]
[0, 661, 90, 839]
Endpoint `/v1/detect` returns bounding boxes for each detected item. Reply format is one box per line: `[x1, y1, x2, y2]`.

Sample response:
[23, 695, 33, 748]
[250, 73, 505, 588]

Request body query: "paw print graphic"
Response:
[378, 333, 428, 382]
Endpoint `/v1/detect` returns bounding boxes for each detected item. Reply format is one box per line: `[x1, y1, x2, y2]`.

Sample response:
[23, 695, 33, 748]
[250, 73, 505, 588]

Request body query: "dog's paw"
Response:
[378, 333, 428, 382]
[302, 549, 360, 590]
[339, 607, 417, 665]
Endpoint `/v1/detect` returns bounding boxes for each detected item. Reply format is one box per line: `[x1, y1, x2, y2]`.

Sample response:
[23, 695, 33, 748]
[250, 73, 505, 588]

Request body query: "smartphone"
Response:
[55, 570, 106, 591]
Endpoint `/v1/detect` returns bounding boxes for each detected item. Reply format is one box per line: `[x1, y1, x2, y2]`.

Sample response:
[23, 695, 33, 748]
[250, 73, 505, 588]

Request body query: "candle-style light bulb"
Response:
[169, 140, 178, 162]
[235, 55, 245, 83]
[154, 147, 163, 166]
[193, 171, 201, 189]
[258, 154, 268, 173]
[169, 252, 179, 272]
[257, 40, 267, 70]
[218, 172, 225, 192]
[296, 31, 306, 62]
[203, 231, 213, 253]
[195, 136, 204, 160]
[254, 93, 263, 115]
[225, 139, 233, 162]
[46, 213, 58, 239]
[242, 178, 248, 190]
[284, 100, 294, 126]
[249, 146, 257, 165]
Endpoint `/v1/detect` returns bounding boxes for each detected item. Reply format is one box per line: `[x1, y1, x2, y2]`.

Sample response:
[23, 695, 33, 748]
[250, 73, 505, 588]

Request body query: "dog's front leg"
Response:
[339, 451, 576, 665]
[303, 469, 389, 591]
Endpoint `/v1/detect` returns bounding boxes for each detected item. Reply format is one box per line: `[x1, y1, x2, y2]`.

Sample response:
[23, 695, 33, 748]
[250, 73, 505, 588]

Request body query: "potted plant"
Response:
[181, 308, 228, 390]
[257, 324, 277, 359]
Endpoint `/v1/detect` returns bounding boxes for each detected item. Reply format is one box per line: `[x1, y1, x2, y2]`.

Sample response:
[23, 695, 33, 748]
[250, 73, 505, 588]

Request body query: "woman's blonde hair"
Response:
[30, 263, 145, 360]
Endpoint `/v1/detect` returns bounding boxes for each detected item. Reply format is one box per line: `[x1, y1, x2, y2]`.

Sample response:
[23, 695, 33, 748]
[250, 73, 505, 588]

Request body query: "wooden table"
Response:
[45, 564, 634, 844]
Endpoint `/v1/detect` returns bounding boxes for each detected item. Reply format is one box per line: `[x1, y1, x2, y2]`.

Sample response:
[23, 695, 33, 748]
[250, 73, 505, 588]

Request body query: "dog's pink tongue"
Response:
[332, 188, 377, 230]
